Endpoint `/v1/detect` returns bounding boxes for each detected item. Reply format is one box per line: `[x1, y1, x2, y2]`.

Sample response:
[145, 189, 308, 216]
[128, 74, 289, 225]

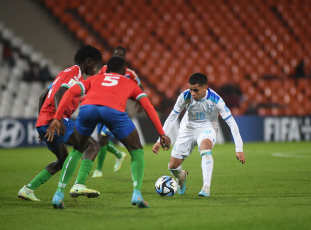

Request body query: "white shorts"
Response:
[171, 126, 217, 159]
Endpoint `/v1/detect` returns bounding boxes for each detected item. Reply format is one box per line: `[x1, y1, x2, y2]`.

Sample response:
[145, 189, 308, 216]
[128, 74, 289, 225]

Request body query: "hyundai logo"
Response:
[0, 119, 25, 148]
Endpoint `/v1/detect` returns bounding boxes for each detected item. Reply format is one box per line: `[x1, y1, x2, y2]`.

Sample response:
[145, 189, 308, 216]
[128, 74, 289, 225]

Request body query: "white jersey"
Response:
[162, 88, 243, 152]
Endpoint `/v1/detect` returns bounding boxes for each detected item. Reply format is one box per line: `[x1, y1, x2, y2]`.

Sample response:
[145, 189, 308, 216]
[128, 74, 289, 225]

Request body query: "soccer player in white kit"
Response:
[152, 73, 245, 197]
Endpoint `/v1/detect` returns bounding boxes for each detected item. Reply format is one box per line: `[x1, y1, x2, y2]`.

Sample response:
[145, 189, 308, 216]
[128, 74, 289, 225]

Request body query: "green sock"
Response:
[107, 140, 122, 158]
[26, 169, 52, 190]
[96, 145, 107, 170]
[75, 159, 93, 185]
[57, 149, 82, 192]
[130, 149, 144, 190]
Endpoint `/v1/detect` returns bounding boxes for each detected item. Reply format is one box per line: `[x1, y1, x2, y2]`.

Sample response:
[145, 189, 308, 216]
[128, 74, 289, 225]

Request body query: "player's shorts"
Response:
[76, 104, 135, 140]
[97, 123, 114, 137]
[171, 126, 217, 159]
[36, 118, 75, 151]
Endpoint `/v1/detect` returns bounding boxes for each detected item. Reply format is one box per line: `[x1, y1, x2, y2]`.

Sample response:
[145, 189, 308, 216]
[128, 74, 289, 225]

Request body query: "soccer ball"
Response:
[155, 175, 177, 196]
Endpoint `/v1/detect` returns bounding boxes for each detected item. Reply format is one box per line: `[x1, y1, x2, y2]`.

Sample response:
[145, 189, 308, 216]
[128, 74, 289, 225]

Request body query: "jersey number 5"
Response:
[101, 76, 120, 86]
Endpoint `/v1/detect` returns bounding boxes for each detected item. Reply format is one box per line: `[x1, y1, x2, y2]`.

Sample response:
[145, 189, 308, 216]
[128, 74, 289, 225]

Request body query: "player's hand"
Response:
[152, 142, 161, 154]
[45, 119, 61, 142]
[160, 134, 171, 151]
[236, 152, 245, 164]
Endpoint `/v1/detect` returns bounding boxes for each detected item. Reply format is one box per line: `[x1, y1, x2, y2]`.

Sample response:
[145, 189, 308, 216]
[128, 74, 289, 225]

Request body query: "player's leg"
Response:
[52, 130, 84, 208]
[52, 105, 98, 208]
[197, 129, 216, 197]
[119, 129, 148, 208]
[54, 129, 98, 194]
[168, 128, 194, 194]
[168, 156, 188, 194]
[18, 125, 70, 201]
[92, 124, 108, 177]
[92, 133, 108, 177]
[70, 136, 101, 198]
[108, 140, 127, 172]
[94, 125, 126, 173]
[103, 107, 148, 208]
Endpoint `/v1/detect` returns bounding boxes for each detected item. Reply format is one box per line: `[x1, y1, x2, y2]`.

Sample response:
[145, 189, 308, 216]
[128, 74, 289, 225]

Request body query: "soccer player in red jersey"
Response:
[93, 46, 143, 176]
[46, 57, 170, 209]
[18, 46, 103, 202]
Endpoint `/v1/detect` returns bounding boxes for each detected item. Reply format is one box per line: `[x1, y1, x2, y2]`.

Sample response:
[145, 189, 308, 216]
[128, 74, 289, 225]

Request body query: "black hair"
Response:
[188, 72, 207, 86]
[74, 45, 102, 65]
[107, 56, 125, 73]
[113, 46, 126, 55]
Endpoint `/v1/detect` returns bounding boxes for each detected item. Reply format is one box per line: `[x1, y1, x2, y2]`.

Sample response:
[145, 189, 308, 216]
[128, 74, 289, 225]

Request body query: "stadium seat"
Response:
[3, 0, 309, 117]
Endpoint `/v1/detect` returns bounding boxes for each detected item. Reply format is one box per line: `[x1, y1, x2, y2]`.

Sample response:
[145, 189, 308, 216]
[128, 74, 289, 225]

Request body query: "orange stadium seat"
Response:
[40, 0, 311, 115]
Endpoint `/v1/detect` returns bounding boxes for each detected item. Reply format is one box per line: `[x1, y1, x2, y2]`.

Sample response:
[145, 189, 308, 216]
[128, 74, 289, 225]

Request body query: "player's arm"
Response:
[45, 83, 84, 142]
[54, 87, 68, 110]
[38, 88, 49, 115]
[37, 87, 50, 142]
[152, 94, 185, 154]
[53, 86, 69, 135]
[152, 109, 180, 154]
[129, 69, 144, 112]
[137, 95, 171, 151]
[218, 101, 245, 164]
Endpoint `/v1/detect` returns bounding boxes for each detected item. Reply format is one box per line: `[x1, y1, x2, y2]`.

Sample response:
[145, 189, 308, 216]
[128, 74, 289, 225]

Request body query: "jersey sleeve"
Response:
[158, 92, 186, 140]
[216, 99, 232, 121]
[53, 83, 83, 120]
[75, 79, 91, 95]
[138, 97, 165, 136]
[225, 116, 243, 152]
[60, 67, 80, 89]
[173, 92, 187, 113]
[216, 99, 243, 152]
[130, 83, 147, 101]
[126, 68, 141, 86]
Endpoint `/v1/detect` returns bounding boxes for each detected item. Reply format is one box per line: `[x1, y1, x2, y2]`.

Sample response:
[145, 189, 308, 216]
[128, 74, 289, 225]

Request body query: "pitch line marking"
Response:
[272, 153, 311, 158]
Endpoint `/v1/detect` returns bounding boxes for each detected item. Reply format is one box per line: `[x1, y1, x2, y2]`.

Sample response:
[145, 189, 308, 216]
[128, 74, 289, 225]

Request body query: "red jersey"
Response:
[54, 72, 165, 136]
[79, 73, 146, 112]
[99, 65, 141, 87]
[36, 65, 82, 127]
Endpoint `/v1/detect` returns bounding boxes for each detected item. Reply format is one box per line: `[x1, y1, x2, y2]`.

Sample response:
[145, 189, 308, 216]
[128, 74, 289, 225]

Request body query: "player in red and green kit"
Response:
[18, 46, 102, 201]
[46, 56, 170, 208]
[92, 46, 143, 177]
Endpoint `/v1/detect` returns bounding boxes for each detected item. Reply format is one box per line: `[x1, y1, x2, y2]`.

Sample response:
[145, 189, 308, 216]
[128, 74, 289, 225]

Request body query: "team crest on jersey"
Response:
[68, 79, 78, 87]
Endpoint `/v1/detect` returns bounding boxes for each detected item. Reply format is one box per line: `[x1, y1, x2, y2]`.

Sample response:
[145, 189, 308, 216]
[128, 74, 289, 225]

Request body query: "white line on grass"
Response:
[272, 153, 311, 158]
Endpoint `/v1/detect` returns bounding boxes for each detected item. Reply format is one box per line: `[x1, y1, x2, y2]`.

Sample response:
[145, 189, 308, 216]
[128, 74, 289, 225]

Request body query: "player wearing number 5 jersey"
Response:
[46, 57, 171, 208]
[93, 47, 143, 176]
[153, 73, 245, 197]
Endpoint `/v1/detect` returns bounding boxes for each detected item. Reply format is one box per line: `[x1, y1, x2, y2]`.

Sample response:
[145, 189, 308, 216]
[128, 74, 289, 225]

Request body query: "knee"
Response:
[46, 160, 63, 175]
[83, 141, 100, 161]
[92, 141, 100, 154]
[98, 135, 108, 146]
[168, 161, 179, 170]
[122, 140, 142, 153]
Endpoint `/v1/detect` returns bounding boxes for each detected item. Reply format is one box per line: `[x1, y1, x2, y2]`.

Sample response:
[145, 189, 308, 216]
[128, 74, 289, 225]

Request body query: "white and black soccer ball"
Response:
[155, 175, 177, 196]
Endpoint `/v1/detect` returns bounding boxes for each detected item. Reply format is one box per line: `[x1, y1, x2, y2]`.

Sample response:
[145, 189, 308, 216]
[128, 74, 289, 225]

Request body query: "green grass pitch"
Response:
[0, 142, 310, 230]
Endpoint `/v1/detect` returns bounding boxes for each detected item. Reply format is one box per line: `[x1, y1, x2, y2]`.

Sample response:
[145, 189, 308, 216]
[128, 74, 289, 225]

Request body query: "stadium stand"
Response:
[0, 22, 59, 118]
[0, 0, 310, 117]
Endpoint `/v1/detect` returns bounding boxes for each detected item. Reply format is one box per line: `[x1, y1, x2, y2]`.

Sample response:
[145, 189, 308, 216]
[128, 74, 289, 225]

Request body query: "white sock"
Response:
[168, 164, 183, 182]
[200, 150, 213, 187]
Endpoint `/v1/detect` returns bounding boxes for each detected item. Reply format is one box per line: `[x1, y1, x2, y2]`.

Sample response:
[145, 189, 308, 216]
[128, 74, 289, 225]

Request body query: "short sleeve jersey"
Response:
[174, 88, 232, 129]
[99, 65, 141, 86]
[36, 65, 82, 127]
[77, 72, 146, 112]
